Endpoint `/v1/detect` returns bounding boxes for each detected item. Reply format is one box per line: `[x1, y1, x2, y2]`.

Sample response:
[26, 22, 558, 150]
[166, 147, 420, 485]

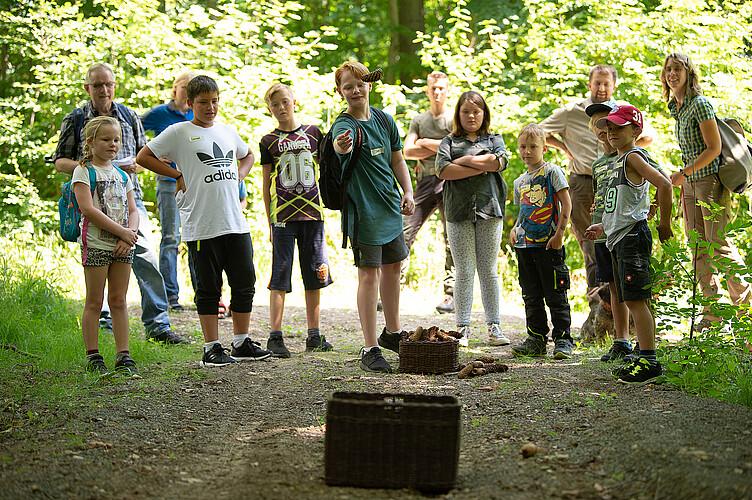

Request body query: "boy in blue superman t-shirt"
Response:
[510, 124, 574, 360]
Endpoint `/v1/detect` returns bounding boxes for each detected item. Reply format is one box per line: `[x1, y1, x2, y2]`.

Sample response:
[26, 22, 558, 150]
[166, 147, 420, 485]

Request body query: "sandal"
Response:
[218, 301, 226, 319]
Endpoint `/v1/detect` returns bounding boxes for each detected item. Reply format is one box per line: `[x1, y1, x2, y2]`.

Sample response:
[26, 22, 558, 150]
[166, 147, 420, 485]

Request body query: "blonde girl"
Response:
[72, 116, 140, 377]
[662, 52, 751, 329]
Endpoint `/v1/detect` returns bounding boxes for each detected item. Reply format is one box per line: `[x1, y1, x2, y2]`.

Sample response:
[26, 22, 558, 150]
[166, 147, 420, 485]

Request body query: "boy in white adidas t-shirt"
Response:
[137, 75, 271, 367]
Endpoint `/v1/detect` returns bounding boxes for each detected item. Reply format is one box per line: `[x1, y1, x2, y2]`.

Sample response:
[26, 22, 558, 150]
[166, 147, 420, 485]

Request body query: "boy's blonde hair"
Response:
[588, 112, 609, 133]
[79, 116, 121, 167]
[334, 61, 369, 88]
[171, 72, 196, 99]
[264, 83, 295, 106]
[660, 52, 702, 103]
[518, 124, 546, 145]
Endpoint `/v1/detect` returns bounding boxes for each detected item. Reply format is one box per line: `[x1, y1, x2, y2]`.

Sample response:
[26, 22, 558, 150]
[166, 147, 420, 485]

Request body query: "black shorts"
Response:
[611, 220, 652, 303]
[354, 233, 409, 268]
[594, 241, 614, 283]
[269, 221, 333, 292]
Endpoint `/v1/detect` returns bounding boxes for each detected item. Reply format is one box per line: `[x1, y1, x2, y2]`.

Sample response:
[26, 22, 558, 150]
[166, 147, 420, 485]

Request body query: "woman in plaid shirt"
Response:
[662, 52, 751, 331]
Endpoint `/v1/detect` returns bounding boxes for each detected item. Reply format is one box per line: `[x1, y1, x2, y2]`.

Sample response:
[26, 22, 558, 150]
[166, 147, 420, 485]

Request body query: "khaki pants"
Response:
[681, 174, 751, 316]
[568, 173, 600, 308]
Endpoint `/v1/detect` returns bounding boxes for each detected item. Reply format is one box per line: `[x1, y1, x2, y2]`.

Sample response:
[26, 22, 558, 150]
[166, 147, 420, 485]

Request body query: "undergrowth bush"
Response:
[653, 201, 752, 408]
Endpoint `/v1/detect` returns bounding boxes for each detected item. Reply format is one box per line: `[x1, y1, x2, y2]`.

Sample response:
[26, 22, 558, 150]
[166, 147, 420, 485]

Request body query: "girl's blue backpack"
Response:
[58, 166, 128, 242]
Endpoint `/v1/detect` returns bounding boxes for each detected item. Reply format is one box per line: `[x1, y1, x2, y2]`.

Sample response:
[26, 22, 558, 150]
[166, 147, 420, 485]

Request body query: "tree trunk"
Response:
[387, 0, 424, 84]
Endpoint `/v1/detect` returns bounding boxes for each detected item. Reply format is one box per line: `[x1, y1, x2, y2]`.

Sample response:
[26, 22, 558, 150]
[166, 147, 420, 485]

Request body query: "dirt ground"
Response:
[2, 299, 752, 500]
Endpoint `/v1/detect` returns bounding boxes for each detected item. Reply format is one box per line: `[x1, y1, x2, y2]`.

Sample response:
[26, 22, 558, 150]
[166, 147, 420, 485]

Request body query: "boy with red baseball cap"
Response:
[584, 105, 674, 383]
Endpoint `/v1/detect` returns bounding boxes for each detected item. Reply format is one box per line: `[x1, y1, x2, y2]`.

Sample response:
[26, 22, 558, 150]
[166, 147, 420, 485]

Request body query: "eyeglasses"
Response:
[90, 82, 115, 90]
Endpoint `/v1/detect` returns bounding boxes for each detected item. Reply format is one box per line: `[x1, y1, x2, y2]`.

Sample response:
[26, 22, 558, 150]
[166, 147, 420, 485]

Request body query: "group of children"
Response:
[75, 62, 673, 383]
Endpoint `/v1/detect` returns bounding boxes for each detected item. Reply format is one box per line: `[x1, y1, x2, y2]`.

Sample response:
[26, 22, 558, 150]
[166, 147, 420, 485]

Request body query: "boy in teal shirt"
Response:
[331, 62, 415, 373]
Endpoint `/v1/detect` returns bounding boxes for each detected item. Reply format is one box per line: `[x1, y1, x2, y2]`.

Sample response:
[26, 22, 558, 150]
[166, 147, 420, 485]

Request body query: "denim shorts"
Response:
[269, 221, 333, 292]
[355, 233, 409, 268]
[610, 220, 652, 303]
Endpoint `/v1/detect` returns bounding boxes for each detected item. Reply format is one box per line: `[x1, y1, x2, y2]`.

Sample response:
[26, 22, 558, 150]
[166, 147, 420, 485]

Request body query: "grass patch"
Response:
[0, 236, 199, 415]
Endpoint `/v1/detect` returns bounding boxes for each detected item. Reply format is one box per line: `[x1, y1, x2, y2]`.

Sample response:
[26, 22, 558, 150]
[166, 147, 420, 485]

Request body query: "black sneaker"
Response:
[359, 347, 392, 373]
[306, 335, 333, 352]
[148, 329, 190, 345]
[601, 342, 632, 362]
[377, 327, 401, 353]
[436, 296, 455, 314]
[231, 338, 272, 361]
[512, 336, 547, 357]
[168, 296, 185, 312]
[615, 357, 662, 383]
[114, 354, 140, 378]
[553, 339, 574, 359]
[267, 336, 291, 358]
[86, 354, 109, 376]
[201, 343, 237, 367]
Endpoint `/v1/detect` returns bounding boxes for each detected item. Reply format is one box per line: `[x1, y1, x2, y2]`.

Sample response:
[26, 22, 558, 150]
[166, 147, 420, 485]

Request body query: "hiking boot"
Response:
[488, 324, 510, 346]
[168, 296, 185, 312]
[512, 336, 547, 357]
[148, 329, 190, 345]
[359, 347, 392, 373]
[552, 339, 574, 360]
[114, 354, 140, 378]
[601, 341, 632, 362]
[377, 327, 401, 353]
[201, 343, 236, 367]
[306, 335, 333, 352]
[266, 336, 291, 358]
[615, 357, 662, 383]
[436, 296, 455, 314]
[232, 338, 273, 361]
[86, 354, 109, 376]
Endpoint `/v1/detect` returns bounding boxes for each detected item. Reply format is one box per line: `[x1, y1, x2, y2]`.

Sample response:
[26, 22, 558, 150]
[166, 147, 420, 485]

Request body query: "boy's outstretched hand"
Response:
[584, 223, 604, 241]
[334, 129, 354, 155]
[657, 223, 673, 243]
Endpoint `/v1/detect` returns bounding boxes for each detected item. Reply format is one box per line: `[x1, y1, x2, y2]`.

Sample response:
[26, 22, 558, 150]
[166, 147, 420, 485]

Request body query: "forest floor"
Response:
[2, 292, 752, 500]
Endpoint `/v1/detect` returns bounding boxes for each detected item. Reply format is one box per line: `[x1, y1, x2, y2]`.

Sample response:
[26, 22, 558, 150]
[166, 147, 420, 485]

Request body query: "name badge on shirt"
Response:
[370, 147, 384, 156]
[189, 136, 203, 142]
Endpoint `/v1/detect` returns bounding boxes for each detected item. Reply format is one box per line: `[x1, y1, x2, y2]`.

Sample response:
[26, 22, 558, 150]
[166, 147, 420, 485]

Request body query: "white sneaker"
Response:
[488, 323, 510, 346]
[458, 325, 469, 347]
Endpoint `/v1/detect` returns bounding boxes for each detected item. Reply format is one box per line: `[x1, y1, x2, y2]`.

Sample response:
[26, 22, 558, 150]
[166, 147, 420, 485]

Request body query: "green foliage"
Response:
[652, 201, 752, 408]
[0, 233, 199, 404]
[0, 173, 57, 234]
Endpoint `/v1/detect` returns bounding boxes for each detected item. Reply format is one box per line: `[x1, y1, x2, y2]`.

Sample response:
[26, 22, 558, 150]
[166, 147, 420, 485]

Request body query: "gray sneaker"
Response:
[359, 347, 392, 373]
[488, 324, 510, 346]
